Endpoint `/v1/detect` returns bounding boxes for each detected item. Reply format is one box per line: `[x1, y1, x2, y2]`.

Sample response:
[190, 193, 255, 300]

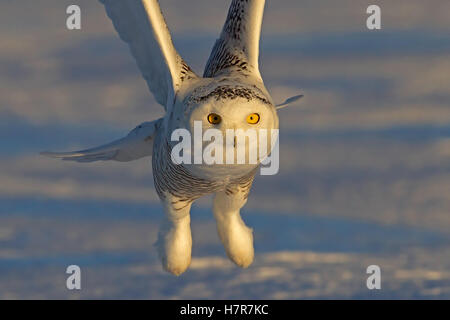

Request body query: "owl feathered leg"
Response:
[213, 189, 254, 268]
[156, 195, 193, 276]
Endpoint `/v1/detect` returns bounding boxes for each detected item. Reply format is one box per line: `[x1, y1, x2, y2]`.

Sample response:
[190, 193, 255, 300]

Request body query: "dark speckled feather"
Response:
[204, 0, 265, 78]
[152, 137, 256, 209]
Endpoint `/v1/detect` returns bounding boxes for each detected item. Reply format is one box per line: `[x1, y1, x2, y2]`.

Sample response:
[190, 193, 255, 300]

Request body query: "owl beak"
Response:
[225, 136, 237, 150]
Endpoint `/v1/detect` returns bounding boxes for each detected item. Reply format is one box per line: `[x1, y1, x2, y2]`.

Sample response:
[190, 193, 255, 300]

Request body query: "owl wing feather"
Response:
[41, 119, 162, 162]
[204, 0, 265, 80]
[100, 0, 197, 110]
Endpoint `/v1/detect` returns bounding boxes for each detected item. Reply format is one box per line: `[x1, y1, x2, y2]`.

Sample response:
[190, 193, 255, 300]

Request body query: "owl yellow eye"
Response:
[207, 113, 222, 124]
[246, 113, 260, 124]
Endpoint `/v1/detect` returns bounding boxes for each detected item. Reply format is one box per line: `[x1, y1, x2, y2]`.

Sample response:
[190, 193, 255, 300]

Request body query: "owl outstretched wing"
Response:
[41, 119, 162, 162]
[100, 0, 197, 110]
[204, 0, 265, 80]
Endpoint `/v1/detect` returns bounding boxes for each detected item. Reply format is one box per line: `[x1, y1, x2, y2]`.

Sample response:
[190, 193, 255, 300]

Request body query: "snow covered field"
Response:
[1, 0, 450, 299]
[1, 204, 450, 299]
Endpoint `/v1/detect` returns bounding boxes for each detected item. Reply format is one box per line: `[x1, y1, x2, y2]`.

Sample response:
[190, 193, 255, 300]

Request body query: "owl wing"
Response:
[100, 0, 197, 110]
[203, 0, 265, 80]
[41, 119, 162, 162]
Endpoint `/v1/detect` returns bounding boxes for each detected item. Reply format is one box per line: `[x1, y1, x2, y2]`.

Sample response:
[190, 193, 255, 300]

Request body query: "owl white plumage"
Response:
[43, 0, 302, 275]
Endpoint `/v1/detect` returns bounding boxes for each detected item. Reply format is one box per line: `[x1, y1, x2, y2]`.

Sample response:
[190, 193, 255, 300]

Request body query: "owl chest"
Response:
[152, 139, 223, 201]
[152, 138, 255, 201]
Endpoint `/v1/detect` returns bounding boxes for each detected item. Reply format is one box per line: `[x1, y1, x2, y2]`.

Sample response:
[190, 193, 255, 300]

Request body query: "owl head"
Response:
[168, 79, 279, 179]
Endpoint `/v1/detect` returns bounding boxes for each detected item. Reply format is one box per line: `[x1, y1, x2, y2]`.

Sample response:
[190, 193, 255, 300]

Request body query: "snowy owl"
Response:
[42, 0, 302, 275]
